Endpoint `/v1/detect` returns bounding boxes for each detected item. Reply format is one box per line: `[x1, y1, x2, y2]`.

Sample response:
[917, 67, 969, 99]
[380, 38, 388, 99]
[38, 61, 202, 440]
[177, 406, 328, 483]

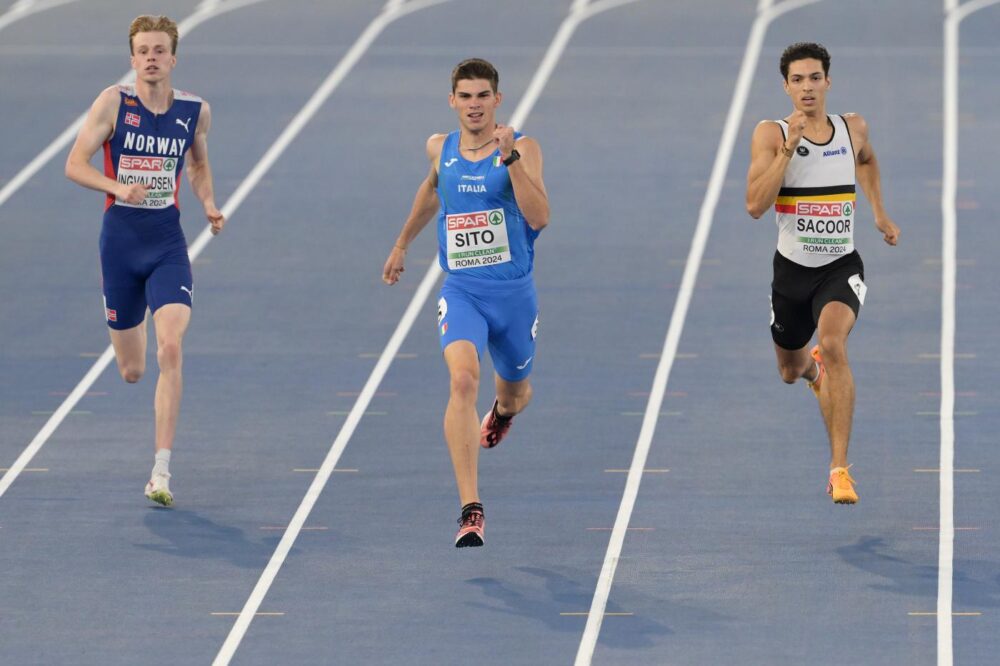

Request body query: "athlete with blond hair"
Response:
[66, 15, 225, 506]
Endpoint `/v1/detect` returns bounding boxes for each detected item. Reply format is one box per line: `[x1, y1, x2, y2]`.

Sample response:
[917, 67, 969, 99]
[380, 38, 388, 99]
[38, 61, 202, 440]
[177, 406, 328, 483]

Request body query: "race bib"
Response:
[445, 208, 511, 270]
[794, 199, 854, 256]
[114, 155, 178, 209]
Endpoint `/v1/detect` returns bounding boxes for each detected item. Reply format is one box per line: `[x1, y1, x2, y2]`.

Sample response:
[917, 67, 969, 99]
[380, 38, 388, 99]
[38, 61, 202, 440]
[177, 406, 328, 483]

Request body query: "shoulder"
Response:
[841, 112, 869, 136]
[752, 119, 784, 140]
[750, 120, 784, 151]
[173, 88, 204, 103]
[425, 133, 447, 160]
[513, 135, 541, 155]
[95, 85, 124, 107]
[89, 85, 123, 120]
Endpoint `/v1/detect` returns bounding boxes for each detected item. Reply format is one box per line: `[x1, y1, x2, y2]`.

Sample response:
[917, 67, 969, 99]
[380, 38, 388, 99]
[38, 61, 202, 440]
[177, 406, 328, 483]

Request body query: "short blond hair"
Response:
[129, 15, 179, 54]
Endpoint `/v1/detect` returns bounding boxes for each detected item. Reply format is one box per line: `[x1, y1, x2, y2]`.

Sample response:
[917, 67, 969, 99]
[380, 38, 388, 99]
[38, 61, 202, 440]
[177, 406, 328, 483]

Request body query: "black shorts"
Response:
[769, 250, 866, 350]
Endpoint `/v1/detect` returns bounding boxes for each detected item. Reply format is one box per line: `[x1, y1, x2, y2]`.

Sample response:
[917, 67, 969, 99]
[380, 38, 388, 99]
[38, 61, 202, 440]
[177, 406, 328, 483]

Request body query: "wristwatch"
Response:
[502, 149, 520, 167]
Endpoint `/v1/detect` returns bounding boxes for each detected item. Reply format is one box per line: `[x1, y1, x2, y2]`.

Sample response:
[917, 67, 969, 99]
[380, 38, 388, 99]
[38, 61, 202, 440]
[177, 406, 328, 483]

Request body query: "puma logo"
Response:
[444, 158, 457, 167]
[176, 117, 191, 132]
[180, 285, 193, 302]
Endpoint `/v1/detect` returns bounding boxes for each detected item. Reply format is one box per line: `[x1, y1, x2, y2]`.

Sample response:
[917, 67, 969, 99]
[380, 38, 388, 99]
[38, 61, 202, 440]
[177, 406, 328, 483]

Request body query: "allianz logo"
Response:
[823, 146, 849, 157]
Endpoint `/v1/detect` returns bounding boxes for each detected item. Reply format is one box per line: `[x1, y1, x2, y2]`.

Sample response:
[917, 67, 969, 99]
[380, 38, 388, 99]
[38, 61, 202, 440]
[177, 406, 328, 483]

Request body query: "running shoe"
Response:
[480, 399, 513, 449]
[455, 509, 485, 548]
[827, 466, 858, 504]
[145, 472, 173, 507]
[806, 345, 825, 399]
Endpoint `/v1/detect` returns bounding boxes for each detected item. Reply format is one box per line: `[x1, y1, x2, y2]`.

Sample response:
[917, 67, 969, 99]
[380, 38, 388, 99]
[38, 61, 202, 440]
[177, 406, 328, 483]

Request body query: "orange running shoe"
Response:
[806, 345, 825, 399]
[480, 400, 514, 449]
[827, 466, 858, 504]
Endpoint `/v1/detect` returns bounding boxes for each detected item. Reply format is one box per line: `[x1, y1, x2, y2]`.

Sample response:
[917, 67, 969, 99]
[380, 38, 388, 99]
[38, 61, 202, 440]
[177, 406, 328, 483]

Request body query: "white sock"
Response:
[153, 449, 171, 477]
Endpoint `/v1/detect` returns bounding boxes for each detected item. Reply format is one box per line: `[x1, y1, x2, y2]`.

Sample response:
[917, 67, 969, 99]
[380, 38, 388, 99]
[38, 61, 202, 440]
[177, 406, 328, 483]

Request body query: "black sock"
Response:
[461, 502, 484, 518]
[492, 400, 512, 423]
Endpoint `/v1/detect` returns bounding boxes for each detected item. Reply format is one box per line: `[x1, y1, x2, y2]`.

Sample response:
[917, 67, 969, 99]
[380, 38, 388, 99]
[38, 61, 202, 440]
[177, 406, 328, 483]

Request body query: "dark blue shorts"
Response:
[437, 272, 539, 382]
[99, 219, 192, 330]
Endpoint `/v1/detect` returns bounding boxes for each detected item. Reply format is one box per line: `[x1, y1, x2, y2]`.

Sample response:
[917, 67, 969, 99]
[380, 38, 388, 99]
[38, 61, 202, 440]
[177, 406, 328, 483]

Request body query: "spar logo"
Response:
[797, 201, 853, 217]
[120, 156, 164, 171]
[488, 211, 503, 225]
[447, 211, 489, 230]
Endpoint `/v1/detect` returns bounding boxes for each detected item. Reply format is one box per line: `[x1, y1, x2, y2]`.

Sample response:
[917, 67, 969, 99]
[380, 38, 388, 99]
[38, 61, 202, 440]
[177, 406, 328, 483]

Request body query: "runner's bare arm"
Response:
[186, 101, 225, 235]
[382, 134, 445, 285]
[845, 113, 899, 246]
[502, 133, 548, 231]
[65, 86, 146, 204]
[745, 120, 793, 219]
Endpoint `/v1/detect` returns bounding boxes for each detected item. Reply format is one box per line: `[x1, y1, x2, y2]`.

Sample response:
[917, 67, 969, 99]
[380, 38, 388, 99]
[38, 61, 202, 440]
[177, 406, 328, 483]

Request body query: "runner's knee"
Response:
[776, 362, 801, 384]
[449, 368, 479, 402]
[119, 363, 144, 384]
[818, 337, 848, 367]
[156, 339, 183, 371]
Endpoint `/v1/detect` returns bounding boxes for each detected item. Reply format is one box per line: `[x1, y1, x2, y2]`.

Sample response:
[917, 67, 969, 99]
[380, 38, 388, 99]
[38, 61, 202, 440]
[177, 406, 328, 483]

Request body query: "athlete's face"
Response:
[783, 58, 829, 113]
[130, 31, 176, 84]
[449, 79, 501, 133]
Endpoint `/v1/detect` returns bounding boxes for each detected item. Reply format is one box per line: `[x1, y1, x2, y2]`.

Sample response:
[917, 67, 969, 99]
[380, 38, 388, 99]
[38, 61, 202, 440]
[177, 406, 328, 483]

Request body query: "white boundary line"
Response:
[0, 0, 449, 501]
[0, 0, 269, 210]
[573, 0, 819, 663]
[939, 2, 998, 664]
[209, 0, 641, 663]
[0, 0, 77, 33]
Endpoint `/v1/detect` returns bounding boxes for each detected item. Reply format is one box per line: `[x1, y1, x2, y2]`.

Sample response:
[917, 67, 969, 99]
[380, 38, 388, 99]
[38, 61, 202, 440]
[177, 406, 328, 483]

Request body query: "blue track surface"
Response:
[0, 1, 997, 664]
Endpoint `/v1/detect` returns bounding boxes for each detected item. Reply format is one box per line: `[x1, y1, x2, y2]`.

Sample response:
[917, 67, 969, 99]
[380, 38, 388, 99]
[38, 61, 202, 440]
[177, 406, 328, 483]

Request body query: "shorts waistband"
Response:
[442, 271, 534, 293]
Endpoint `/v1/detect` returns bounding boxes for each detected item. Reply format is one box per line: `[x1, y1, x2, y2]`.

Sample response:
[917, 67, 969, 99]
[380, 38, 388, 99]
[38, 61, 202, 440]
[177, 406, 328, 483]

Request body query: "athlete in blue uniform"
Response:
[383, 59, 549, 547]
[66, 15, 225, 506]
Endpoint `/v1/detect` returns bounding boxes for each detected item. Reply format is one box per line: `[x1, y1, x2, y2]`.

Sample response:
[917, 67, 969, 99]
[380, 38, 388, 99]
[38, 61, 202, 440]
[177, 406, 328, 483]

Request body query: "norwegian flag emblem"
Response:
[106, 308, 117, 322]
[124, 112, 140, 128]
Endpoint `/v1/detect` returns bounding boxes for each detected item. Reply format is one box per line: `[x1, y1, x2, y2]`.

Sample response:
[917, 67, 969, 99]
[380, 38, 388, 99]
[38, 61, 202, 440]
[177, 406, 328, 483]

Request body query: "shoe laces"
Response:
[459, 510, 484, 529]
[830, 465, 856, 486]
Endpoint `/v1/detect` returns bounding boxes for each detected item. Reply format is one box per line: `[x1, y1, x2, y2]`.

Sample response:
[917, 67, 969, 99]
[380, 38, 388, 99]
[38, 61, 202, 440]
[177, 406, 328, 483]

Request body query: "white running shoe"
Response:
[145, 472, 173, 506]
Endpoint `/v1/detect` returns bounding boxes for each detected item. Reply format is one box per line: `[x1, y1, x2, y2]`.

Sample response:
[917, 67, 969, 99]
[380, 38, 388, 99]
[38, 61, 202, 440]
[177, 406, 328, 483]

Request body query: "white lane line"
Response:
[0, 0, 270, 210]
[573, 0, 819, 663]
[210, 0, 639, 663]
[0, 0, 77, 34]
[0, 0, 428, 502]
[939, 1, 999, 664]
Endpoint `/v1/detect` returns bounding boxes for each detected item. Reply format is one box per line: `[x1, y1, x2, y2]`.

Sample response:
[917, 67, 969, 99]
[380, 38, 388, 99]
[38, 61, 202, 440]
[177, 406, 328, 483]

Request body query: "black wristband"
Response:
[502, 149, 520, 167]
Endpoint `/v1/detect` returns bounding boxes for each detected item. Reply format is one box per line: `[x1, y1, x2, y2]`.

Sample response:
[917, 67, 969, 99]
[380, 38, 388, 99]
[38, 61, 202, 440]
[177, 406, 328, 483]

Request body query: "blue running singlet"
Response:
[99, 85, 202, 329]
[434, 131, 542, 380]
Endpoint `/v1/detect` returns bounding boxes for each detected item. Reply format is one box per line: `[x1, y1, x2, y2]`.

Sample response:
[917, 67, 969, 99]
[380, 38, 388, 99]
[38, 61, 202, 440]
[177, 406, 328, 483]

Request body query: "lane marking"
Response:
[586, 527, 654, 531]
[292, 468, 358, 473]
[912, 527, 979, 531]
[0, 0, 78, 34]
[0, 468, 47, 473]
[918, 353, 976, 359]
[910, 612, 982, 617]
[359, 352, 417, 359]
[327, 411, 387, 416]
[258, 526, 328, 531]
[604, 469, 669, 473]
[938, 3, 1000, 664]
[0, 0, 271, 211]
[212, 612, 284, 617]
[916, 411, 977, 416]
[914, 469, 979, 473]
[563, 612, 633, 617]
[574, 1, 819, 663]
